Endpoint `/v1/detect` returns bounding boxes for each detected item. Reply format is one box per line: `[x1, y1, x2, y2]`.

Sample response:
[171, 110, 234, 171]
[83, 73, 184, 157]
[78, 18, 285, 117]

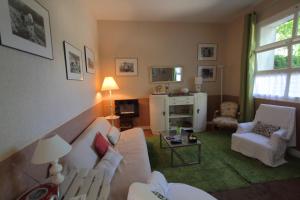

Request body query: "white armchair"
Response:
[231, 104, 296, 167]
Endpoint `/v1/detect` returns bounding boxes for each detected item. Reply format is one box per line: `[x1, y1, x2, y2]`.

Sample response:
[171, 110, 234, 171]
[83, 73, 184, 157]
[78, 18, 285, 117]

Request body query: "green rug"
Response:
[146, 132, 300, 192]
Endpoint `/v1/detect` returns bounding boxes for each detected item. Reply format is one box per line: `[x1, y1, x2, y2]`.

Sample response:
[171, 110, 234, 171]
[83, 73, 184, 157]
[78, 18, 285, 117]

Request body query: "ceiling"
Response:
[89, 0, 261, 23]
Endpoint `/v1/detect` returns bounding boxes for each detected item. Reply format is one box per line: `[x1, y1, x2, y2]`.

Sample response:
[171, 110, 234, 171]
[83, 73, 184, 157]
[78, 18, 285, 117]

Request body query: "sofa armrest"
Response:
[236, 122, 255, 134]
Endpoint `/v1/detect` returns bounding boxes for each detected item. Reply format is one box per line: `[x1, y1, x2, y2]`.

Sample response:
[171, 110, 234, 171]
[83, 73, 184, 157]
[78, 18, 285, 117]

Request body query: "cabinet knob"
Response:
[197, 109, 200, 114]
[163, 111, 166, 116]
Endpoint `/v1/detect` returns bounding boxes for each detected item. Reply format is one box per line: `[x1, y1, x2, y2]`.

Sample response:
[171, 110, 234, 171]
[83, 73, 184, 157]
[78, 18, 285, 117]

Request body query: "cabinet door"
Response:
[149, 95, 167, 133]
[193, 93, 207, 132]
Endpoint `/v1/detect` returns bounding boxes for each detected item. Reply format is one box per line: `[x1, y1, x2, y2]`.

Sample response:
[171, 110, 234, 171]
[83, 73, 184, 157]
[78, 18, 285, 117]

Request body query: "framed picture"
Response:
[63, 41, 83, 81]
[84, 46, 95, 74]
[198, 65, 216, 82]
[198, 43, 217, 61]
[116, 58, 138, 76]
[0, 0, 53, 59]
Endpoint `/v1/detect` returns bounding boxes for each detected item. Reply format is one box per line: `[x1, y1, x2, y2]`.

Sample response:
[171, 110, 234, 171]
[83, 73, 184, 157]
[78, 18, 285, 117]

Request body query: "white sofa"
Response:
[128, 171, 217, 200]
[231, 104, 296, 167]
[64, 117, 152, 200]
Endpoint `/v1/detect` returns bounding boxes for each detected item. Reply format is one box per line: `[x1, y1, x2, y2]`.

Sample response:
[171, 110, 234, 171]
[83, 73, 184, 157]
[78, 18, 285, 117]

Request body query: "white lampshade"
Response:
[195, 77, 203, 85]
[31, 135, 72, 165]
[101, 77, 119, 91]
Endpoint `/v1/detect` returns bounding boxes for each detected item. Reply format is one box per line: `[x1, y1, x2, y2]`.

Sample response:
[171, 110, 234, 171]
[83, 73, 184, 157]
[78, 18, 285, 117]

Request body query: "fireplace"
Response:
[115, 99, 139, 130]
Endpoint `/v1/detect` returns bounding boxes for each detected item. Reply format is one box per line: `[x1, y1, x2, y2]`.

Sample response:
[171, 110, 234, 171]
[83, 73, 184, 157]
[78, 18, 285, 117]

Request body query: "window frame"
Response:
[255, 4, 300, 101]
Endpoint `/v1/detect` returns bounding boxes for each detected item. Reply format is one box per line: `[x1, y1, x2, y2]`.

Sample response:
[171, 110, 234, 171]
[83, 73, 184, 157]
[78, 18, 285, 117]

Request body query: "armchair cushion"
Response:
[252, 121, 280, 137]
[212, 117, 238, 128]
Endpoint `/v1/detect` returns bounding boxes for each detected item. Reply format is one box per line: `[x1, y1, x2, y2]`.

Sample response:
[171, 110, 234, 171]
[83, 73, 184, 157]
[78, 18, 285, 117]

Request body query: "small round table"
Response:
[105, 115, 120, 126]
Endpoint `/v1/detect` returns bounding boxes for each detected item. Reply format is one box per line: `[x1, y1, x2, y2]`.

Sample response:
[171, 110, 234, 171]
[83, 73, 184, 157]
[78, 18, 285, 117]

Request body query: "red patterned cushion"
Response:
[94, 132, 109, 157]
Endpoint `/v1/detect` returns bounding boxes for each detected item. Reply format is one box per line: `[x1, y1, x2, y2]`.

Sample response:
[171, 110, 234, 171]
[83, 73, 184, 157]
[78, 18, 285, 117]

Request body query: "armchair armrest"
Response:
[270, 128, 288, 152]
[236, 122, 255, 134]
[214, 110, 220, 118]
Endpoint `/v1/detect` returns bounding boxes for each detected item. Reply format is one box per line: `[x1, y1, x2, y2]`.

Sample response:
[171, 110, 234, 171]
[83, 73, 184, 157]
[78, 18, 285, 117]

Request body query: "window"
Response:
[254, 6, 300, 100]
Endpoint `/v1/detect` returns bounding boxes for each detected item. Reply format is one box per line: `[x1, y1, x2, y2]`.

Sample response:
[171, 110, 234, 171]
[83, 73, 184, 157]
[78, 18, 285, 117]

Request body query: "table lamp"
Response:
[31, 135, 72, 185]
[195, 77, 203, 92]
[101, 76, 119, 116]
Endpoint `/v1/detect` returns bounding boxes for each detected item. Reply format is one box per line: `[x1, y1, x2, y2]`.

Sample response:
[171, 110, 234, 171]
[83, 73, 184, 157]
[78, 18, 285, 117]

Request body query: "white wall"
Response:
[0, 0, 101, 161]
[98, 21, 226, 100]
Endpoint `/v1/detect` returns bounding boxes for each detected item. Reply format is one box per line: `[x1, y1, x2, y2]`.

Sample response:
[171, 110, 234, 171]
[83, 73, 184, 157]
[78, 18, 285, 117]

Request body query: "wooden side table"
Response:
[60, 168, 105, 200]
[105, 115, 120, 126]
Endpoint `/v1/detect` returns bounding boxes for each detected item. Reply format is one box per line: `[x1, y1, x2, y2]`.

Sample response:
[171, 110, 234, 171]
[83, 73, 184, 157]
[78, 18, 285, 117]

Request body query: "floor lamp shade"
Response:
[101, 77, 119, 91]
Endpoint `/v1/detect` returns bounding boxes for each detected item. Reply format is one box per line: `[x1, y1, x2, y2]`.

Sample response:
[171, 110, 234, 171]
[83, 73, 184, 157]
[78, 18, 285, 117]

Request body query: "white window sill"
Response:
[254, 95, 300, 104]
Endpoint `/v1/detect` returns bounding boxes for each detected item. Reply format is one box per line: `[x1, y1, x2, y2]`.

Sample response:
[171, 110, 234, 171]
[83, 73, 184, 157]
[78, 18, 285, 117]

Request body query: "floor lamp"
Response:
[101, 76, 119, 118]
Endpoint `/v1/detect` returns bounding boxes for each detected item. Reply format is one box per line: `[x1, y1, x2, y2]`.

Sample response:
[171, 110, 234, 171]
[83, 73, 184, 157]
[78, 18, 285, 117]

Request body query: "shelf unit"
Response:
[150, 93, 207, 133]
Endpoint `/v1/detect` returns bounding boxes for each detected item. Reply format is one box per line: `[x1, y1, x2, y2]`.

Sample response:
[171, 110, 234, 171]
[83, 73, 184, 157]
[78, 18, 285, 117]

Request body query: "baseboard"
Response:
[288, 148, 300, 159]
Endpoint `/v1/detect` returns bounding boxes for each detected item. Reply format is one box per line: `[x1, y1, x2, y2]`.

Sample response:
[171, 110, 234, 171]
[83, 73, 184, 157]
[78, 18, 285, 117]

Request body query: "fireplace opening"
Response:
[115, 99, 139, 130]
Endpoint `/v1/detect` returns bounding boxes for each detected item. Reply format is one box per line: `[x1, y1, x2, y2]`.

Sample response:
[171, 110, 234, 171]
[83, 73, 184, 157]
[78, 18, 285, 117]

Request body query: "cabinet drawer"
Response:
[169, 96, 194, 105]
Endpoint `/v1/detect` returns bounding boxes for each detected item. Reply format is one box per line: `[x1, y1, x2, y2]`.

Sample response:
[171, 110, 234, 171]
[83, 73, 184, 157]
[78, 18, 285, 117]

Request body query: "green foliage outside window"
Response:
[273, 19, 300, 68]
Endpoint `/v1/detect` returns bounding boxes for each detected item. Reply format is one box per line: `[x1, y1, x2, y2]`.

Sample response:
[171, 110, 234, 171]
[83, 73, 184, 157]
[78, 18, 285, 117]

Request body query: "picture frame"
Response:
[198, 43, 217, 61]
[198, 65, 216, 82]
[115, 58, 138, 76]
[63, 41, 84, 81]
[84, 46, 95, 74]
[0, 0, 53, 59]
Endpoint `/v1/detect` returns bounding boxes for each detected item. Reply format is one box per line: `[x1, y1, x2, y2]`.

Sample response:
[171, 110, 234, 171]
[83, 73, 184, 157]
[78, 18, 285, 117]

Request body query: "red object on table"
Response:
[17, 183, 58, 200]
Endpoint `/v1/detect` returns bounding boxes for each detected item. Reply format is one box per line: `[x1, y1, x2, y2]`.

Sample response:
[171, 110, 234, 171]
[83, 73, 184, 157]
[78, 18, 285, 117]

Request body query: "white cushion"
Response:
[147, 171, 169, 196]
[64, 139, 98, 169]
[167, 183, 217, 200]
[95, 147, 123, 200]
[107, 126, 121, 145]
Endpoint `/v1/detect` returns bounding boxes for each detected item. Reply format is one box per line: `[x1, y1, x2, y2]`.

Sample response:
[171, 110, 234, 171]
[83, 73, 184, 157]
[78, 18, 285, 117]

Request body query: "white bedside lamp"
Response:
[31, 135, 72, 185]
[101, 76, 119, 116]
[195, 76, 203, 92]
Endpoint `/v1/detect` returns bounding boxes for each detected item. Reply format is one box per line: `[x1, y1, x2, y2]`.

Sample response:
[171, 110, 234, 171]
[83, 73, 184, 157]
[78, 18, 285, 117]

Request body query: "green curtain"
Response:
[240, 12, 256, 122]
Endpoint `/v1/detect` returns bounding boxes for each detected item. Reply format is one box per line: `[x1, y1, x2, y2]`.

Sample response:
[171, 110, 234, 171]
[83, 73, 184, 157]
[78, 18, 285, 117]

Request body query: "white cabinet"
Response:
[150, 93, 207, 133]
[149, 94, 168, 133]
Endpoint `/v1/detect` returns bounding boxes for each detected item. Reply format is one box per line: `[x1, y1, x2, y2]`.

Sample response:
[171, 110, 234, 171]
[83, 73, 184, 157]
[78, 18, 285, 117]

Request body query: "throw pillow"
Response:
[147, 171, 169, 196]
[94, 132, 109, 157]
[107, 126, 121, 145]
[252, 121, 280, 137]
[152, 191, 168, 200]
[94, 147, 123, 200]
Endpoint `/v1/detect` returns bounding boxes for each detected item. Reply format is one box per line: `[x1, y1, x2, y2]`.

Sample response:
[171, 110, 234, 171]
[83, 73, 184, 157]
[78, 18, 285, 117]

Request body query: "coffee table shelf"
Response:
[159, 130, 201, 167]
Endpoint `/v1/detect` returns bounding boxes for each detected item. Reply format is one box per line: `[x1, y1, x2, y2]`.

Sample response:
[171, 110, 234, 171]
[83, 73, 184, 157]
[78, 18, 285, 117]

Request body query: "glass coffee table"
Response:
[159, 130, 201, 167]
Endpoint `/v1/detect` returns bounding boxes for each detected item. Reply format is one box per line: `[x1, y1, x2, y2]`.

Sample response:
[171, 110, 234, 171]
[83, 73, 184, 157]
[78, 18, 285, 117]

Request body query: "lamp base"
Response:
[50, 160, 64, 185]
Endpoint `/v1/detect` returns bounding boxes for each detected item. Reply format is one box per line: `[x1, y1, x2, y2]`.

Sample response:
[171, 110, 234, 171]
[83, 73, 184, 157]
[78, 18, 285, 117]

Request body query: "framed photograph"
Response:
[198, 43, 217, 61]
[116, 58, 138, 76]
[84, 46, 95, 74]
[0, 0, 53, 59]
[198, 65, 216, 82]
[63, 41, 83, 81]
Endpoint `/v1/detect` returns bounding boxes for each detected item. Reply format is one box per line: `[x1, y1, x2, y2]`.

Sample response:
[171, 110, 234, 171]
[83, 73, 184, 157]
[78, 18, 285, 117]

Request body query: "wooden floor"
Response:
[212, 178, 300, 200]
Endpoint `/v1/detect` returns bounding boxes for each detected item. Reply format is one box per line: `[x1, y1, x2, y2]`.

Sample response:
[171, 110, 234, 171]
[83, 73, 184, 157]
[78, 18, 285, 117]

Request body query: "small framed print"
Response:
[115, 58, 138, 76]
[0, 0, 53, 59]
[198, 43, 217, 61]
[198, 65, 216, 82]
[63, 41, 83, 81]
[84, 46, 95, 74]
